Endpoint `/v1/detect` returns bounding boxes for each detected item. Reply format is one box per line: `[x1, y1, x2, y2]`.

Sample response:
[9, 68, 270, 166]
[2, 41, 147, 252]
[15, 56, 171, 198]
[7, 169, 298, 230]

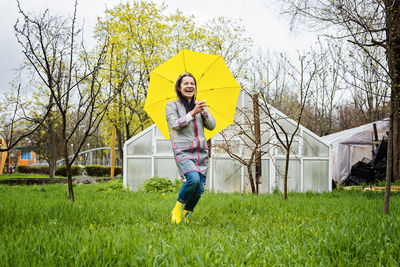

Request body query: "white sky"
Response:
[0, 0, 318, 93]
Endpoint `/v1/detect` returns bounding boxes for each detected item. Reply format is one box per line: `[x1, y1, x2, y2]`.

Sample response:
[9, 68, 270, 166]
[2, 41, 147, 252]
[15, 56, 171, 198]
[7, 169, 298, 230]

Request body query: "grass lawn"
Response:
[0, 183, 399, 266]
[0, 173, 65, 180]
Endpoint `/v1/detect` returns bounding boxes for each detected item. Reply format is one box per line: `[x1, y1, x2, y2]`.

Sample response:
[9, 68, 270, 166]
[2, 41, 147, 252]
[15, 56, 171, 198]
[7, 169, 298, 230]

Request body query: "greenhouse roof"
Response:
[321, 119, 389, 145]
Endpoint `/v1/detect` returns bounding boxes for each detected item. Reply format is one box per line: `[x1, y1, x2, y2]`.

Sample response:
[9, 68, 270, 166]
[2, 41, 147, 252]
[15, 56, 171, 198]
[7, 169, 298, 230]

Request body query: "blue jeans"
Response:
[177, 171, 206, 212]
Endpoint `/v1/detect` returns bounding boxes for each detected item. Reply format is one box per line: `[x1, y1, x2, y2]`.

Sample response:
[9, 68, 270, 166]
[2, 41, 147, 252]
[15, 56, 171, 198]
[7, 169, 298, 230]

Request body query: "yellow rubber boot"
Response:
[184, 210, 192, 225]
[171, 201, 184, 224]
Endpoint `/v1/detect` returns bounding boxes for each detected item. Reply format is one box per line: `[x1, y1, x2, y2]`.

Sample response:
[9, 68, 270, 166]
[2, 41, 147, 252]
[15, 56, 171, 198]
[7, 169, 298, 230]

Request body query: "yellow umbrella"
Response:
[144, 49, 241, 140]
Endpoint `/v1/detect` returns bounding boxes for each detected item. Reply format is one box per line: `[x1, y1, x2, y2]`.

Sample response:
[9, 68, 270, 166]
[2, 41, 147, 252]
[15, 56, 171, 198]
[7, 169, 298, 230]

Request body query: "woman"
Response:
[165, 72, 216, 224]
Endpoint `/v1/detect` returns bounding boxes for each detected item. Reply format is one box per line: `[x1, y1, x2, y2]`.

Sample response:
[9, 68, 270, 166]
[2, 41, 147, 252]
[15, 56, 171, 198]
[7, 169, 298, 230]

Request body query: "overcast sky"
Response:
[0, 0, 317, 93]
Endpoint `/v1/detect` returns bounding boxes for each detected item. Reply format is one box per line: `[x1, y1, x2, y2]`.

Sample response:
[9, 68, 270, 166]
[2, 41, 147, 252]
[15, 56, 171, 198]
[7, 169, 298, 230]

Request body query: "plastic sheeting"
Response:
[322, 119, 389, 184]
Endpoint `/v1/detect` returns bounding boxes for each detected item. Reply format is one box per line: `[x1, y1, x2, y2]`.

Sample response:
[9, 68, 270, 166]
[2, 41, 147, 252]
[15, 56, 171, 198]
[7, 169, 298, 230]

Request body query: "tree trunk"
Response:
[64, 143, 74, 202]
[283, 150, 290, 200]
[67, 169, 75, 202]
[48, 116, 56, 183]
[390, 0, 400, 182]
[49, 154, 57, 182]
[384, 0, 400, 213]
[66, 165, 74, 202]
[394, 109, 399, 182]
[384, 111, 393, 214]
[116, 127, 124, 166]
[247, 165, 256, 194]
[253, 94, 262, 195]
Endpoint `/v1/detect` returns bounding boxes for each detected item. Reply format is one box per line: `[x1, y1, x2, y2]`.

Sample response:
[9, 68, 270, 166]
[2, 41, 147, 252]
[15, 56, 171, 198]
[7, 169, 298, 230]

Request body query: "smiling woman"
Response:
[179, 75, 196, 100]
[174, 72, 197, 113]
[166, 72, 216, 225]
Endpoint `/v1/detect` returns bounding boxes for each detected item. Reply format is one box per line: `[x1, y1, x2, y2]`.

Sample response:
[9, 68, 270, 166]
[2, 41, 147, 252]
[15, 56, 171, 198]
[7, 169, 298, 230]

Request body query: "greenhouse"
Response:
[124, 91, 331, 193]
[322, 119, 389, 184]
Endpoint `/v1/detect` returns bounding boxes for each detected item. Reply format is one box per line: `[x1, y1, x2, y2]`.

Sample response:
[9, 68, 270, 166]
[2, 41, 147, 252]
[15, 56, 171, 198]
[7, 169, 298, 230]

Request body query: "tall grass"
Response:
[0, 184, 399, 266]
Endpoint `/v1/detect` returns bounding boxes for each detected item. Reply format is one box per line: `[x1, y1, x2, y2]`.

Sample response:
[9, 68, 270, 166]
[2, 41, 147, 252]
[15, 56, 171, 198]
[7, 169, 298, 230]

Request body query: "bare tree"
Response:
[344, 47, 390, 125]
[257, 53, 317, 199]
[215, 104, 274, 194]
[249, 49, 299, 120]
[216, 50, 316, 197]
[204, 17, 253, 78]
[301, 39, 345, 136]
[28, 93, 64, 182]
[214, 49, 279, 194]
[0, 84, 53, 153]
[15, 1, 111, 201]
[276, 0, 400, 213]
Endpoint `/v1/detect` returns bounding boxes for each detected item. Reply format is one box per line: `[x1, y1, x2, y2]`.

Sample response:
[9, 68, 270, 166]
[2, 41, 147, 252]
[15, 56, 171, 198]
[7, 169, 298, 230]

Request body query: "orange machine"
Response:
[0, 137, 7, 174]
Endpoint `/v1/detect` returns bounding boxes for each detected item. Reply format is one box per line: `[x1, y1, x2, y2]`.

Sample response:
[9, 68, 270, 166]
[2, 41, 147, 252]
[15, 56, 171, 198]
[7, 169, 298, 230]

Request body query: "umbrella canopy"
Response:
[144, 49, 241, 140]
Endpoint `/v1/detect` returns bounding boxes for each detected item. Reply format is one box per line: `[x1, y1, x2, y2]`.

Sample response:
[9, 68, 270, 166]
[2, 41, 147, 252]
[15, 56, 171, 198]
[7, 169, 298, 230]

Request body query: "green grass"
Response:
[1, 184, 400, 266]
[0, 173, 65, 180]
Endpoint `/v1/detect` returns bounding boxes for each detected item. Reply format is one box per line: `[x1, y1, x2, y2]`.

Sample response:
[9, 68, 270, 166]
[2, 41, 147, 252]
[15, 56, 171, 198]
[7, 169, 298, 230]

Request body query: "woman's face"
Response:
[179, 76, 196, 100]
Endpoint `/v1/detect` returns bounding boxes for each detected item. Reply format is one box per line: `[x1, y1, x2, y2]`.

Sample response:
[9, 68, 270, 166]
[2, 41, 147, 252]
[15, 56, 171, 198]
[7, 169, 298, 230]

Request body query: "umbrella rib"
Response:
[197, 86, 239, 93]
[152, 72, 175, 84]
[197, 85, 240, 123]
[207, 105, 234, 125]
[197, 56, 221, 83]
[145, 96, 176, 109]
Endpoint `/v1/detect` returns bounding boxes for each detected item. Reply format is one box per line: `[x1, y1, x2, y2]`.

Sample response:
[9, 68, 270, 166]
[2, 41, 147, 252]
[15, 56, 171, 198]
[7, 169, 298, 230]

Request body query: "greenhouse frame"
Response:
[322, 119, 389, 184]
[124, 91, 331, 193]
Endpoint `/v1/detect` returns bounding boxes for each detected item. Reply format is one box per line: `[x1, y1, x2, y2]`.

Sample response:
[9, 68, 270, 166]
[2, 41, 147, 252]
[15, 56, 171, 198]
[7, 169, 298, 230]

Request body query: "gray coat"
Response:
[166, 100, 216, 178]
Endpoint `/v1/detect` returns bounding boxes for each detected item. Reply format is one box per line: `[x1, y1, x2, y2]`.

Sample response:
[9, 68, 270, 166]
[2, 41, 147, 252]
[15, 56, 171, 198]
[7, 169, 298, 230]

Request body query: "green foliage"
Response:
[13, 165, 121, 178]
[272, 186, 280, 195]
[376, 179, 400, 186]
[1, 186, 400, 265]
[54, 165, 82, 177]
[17, 165, 49, 174]
[335, 184, 345, 192]
[97, 178, 125, 192]
[31, 184, 46, 192]
[85, 165, 105, 176]
[85, 165, 122, 177]
[106, 179, 124, 190]
[139, 177, 181, 193]
[16, 165, 81, 177]
[94, 1, 253, 147]
[0, 173, 64, 180]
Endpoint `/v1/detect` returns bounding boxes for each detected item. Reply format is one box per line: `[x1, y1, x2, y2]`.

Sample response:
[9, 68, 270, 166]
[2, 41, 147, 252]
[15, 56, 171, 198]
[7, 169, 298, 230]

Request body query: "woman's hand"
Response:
[190, 100, 207, 117]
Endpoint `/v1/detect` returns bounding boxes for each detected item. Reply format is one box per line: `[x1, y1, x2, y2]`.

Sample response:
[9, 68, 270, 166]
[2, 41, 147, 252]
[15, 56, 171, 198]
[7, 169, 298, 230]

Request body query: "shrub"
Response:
[107, 179, 124, 190]
[16, 165, 49, 174]
[55, 165, 82, 177]
[140, 177, 181, 193]
[32, 184, 46, 192]
[97, 178, 126, 192]
[16, 164, 121, 177]
[85, 165, 122, 177]
[85, 165, 105, 176]
[377, 179, 400, 186]
[16, 165, 81, 177]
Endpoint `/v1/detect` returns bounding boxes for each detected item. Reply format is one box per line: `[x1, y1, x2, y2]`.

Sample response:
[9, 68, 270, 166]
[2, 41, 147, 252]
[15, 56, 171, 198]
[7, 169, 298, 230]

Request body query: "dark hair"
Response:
[175, 72, 196, 113]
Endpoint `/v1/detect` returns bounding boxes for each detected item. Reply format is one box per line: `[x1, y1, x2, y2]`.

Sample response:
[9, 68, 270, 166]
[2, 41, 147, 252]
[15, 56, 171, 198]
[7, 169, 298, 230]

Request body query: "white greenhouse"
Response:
[124, 92, 331, 193]
[322, 119, 389, 184]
